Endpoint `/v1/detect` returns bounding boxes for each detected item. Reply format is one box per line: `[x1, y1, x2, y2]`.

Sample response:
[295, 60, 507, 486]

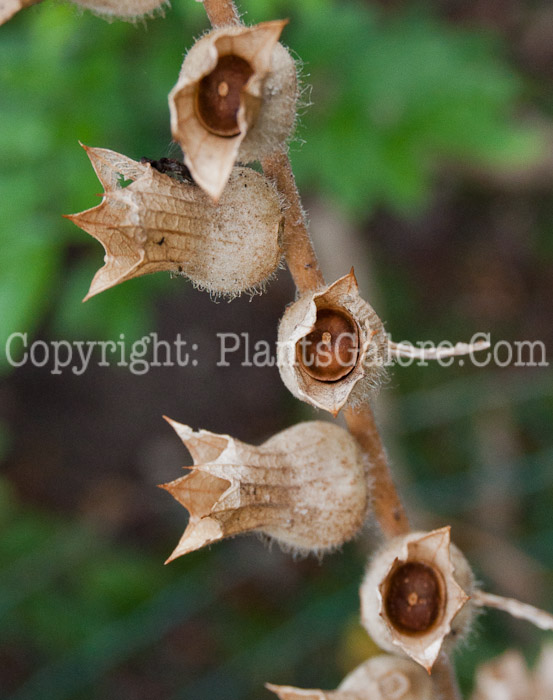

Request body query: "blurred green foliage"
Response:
[0, 0, 543, 372]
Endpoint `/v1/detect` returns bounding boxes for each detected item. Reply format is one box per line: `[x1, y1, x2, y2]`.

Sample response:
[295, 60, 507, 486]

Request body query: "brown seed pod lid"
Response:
[296, 308, 359, 382]
[195, 54, 255, 137]
[384, 562, 443, 635]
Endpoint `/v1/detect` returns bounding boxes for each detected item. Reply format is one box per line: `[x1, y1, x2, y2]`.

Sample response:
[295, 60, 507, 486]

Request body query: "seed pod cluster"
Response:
[161, 419, 370, 561]
[360, 527, 475, 672]
[267, 655, 433, 700]
[169, 20, 298, 200]
[277, 270, 389, 416]
[66, 145, 284, 299]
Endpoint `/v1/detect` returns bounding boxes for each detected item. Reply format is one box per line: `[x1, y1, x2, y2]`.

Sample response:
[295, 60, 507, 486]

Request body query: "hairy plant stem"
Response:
[344, 405, 410, 538]
[261, 150, 326, 294]
[202, 0, 240, 26]
[201, 3, 461, 698]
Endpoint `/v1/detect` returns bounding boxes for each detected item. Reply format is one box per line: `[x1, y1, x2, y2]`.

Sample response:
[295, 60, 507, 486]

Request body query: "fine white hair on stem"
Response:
[473, 590, 553, 631]
[388, 338, 491, 360]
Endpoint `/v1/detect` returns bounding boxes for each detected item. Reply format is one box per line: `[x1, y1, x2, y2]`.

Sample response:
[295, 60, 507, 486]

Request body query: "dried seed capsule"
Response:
[267, 655, 433, 699]
[360, 527, 475, 672]
[160, 420, 370, 561]
[72, 0, 167, 18]
[277, 270, 388, 416]
[169, 20, 298, 200]
[65, 145, 284, 299]
[1, 0, 169, 24]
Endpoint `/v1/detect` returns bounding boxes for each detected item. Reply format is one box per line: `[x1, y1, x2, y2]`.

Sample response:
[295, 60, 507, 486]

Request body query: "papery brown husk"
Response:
[267, 655, 433, 700]
[161, 419, 370, 561]
[169, 20, 297, 200]
[471, 645, 553, 700]
[277, 270, 388, 416]
[360, 527, 474, 672]
[66, 145, 283, 299]
[0, 0, 167, 25]
[73, 0, 167, 17]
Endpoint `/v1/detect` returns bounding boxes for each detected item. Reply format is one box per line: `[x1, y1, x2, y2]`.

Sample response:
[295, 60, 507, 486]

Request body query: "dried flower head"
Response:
[160, 419, 370, 561]
[169, 20, 298, 200]
[360, 527, 474, 672]
[65, 145, 283, 299]
[0, 0, 167, 25]
[267, 655, 433, 700]
[73, 0, 167, 18]
[277, 270, 388, 416]
[471, 645, 553, 700]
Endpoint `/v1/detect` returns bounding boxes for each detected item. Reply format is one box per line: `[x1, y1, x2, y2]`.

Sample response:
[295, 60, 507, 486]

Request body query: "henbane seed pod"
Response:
[1, 0, 167, 25]
[277, 270, 389, 416]
[160, 419, 370, 561]
[65, 145, 284, 299]
[169, 20, 298, 200]
[72, 0, 167, 18]
[267, 655, 433, 700]
[360, 527, 475, 672]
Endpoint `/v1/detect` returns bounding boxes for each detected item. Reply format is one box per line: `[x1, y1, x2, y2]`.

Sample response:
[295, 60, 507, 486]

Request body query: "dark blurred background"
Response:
[0, 0, 552, 698]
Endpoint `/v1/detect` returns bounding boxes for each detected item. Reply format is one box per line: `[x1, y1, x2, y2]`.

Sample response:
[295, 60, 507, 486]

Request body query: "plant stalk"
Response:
[200, 3, 462, 698]
[202, 0, 240, 26]
[344, 405, 410, 538]
[261, 150, 326, 295]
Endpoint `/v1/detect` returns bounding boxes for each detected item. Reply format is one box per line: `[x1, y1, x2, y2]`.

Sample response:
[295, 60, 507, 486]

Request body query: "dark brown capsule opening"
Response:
[296, 308, 359, 382]
[384, 562, 443, 635]
[195, 54, 254, 137]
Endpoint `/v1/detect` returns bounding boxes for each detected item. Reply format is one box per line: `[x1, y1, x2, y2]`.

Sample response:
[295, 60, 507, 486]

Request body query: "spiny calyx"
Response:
[267, 654, 433, 700]
[160, 419, 370, 562]
[65, 145, 283, 299]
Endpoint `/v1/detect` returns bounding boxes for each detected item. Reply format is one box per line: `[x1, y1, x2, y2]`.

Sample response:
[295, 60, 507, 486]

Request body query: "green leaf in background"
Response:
[0, 1, 206, 367]
[0, 223, 61, 372]
[283, 3, 544, 218]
